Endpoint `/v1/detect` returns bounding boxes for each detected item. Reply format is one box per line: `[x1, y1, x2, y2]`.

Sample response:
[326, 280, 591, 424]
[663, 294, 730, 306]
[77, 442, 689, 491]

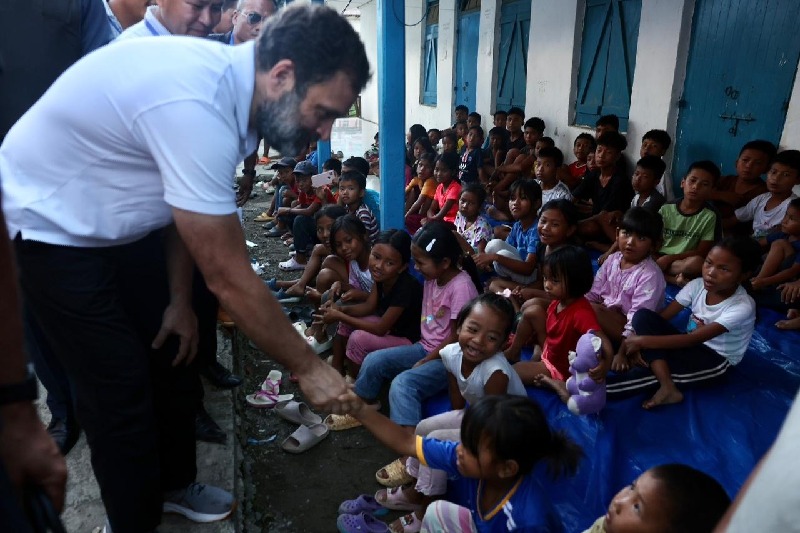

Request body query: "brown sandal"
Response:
[375, 458, 415, 487]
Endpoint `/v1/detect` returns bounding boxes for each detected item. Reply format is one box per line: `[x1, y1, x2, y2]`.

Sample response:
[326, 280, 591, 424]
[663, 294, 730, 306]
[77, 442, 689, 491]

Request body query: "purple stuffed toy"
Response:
[565, 331, 606, 415]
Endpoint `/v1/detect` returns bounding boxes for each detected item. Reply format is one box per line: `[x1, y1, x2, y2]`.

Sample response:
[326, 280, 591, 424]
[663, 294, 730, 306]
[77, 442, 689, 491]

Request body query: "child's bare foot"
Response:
[535, 374, 570, 403]
[777, 309, 800, 330]
[643, 386, 684, 409]
[283, 282, 306, 297]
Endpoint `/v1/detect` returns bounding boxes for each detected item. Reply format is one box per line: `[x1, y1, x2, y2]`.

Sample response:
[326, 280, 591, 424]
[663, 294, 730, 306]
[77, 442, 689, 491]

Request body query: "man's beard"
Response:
[255, 90, 316, 157]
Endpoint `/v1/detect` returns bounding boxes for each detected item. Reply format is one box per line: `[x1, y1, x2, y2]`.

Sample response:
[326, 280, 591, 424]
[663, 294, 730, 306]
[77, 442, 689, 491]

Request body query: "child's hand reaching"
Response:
[750, 277, 766, 290]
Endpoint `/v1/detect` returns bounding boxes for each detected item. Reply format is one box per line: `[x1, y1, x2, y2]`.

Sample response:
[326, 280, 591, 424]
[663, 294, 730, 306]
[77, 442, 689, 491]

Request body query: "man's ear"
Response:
[264, 59, 296, 95]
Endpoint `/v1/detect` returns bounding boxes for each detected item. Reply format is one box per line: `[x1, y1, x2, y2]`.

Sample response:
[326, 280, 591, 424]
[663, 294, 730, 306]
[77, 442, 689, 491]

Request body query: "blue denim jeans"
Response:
[354, 343, 426, 402]
[389, 359, 448, 426]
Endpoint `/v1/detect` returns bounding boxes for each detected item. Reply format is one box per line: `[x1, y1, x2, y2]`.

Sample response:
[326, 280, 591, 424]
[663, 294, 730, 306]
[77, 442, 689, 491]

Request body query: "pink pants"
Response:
[421, 500, 477, 533]
[406, 409, 464, 496]
[338, 316, 413, 364]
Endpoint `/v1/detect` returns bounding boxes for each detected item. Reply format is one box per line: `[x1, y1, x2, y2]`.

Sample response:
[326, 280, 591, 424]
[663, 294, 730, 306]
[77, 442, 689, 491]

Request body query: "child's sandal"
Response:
[390, 512, 422, 533]
[375, 458, 415, 487]
[323, 413, 362, 431]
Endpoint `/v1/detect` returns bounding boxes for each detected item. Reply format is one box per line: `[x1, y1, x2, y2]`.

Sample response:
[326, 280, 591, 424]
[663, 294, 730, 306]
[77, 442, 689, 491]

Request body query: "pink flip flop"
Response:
[245, 390, 293, 409]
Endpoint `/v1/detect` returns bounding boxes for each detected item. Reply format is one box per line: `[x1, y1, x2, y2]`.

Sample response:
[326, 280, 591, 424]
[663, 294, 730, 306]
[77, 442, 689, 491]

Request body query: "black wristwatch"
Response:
[242, 168, 256, 178]
[0, 375, 38, 405]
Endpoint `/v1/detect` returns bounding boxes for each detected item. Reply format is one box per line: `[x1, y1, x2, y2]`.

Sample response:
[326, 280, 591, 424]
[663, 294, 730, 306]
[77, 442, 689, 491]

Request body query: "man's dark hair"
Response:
[455, 104, 469, 113]
[493, 110, 507, 118]
[468, 112, 482, 122]
[507, 107, 525, 118]
[256, 4, 370, 95]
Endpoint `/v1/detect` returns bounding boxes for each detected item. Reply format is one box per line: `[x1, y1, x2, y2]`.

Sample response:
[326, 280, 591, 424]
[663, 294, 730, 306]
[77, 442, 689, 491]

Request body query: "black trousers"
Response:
[15, 232, 201, 532]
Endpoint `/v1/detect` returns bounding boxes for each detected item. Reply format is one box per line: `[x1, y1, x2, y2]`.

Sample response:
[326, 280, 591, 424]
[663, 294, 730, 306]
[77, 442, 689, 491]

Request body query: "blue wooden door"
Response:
[455, 8, 480, 109]
[496, 0, 530, 110]
[673, 0, 800, 190]
[574, 0, 641, 130]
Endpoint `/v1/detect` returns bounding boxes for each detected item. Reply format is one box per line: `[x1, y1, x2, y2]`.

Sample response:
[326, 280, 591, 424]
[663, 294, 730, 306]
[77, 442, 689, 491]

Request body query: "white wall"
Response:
[474, 0, 501, 124]
[403, 0, 458, 130]
[359, 4, 380, 150]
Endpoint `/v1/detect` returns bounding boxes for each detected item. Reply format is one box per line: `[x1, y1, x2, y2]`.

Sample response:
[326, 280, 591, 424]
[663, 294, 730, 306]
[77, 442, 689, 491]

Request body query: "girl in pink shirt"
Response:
[586, 207, 666, 343]
[425, 152, 462, 224]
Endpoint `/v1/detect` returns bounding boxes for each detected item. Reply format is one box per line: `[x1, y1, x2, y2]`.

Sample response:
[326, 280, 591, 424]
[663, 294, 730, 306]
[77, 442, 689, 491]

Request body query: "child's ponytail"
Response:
[543, 431, 583, 479]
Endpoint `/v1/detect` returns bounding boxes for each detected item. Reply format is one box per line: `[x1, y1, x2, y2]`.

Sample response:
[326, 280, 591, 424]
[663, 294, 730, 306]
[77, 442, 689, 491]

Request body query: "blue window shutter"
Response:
[496, 0, 530, 109]
[423, 24, 438, 105]
[575, 0, 641, 130]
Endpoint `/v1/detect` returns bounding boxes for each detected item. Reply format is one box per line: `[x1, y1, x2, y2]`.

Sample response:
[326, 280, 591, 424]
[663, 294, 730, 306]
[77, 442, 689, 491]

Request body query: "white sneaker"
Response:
[163, 483, 235, 523]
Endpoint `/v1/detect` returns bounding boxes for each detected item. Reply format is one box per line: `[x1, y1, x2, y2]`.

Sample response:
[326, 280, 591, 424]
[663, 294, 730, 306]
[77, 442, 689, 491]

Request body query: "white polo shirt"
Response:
[116, 5, 171, 39]
[0, 36, 258, 247]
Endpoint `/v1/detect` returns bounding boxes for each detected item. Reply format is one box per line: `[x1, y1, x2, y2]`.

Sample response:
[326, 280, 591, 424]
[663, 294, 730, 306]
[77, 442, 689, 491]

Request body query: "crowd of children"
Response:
[250, 105, 800, 532]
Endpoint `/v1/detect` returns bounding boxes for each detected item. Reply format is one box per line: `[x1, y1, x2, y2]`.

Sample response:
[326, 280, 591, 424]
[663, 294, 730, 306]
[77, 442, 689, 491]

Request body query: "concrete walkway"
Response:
[37, 335, 239, 533]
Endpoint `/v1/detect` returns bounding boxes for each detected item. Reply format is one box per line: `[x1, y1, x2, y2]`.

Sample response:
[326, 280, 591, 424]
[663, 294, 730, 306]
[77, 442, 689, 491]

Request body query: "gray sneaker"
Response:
[163, 483, 235, 523]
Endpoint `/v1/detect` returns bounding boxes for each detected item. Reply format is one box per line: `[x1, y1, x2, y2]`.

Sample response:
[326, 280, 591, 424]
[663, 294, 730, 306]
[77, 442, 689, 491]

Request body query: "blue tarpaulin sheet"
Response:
[421, 257, 800, 531]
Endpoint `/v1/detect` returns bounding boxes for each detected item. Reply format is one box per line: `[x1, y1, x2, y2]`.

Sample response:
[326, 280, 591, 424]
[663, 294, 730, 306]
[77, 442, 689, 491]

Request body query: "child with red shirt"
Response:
[512, 245, 613, 385]
[424, 152, 462, 224]
[277, 161, 336, 270]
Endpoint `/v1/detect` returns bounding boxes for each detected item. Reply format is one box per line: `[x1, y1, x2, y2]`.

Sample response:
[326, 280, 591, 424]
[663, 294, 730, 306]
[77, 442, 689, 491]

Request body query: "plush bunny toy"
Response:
[566, 331, 606, 415]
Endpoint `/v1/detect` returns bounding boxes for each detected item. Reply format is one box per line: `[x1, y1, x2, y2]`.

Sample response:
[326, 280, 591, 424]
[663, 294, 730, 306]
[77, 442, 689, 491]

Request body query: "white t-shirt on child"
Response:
[674, 278, 756, 364]
[439, 342, 527, 405]
[735, 192, 797, 238]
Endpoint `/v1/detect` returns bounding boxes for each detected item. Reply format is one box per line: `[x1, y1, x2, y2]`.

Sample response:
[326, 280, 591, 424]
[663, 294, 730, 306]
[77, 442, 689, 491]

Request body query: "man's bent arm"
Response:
[172, 208, 356, 413]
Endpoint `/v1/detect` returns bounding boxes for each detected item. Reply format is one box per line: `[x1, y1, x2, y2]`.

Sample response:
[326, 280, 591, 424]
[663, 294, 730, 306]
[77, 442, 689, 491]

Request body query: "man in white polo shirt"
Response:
[0, 5, 369, 532]
[118, 0, 223, 38]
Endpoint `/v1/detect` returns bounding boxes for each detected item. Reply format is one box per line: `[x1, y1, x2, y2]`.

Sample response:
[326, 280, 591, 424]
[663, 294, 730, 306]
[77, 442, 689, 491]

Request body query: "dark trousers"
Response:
[292, 214, 317, 256]
[24, 305, 74, 422]
[15, 233, 200, 532]
[606, 309, 730, 398]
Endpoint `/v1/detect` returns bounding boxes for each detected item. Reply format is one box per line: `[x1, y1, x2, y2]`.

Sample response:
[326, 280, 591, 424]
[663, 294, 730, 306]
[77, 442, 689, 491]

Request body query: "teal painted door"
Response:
[574, 0, 641, 130]
[496, 0, 530, 109]
[673, 0, 800, 190]
[455, 9, 480, 109]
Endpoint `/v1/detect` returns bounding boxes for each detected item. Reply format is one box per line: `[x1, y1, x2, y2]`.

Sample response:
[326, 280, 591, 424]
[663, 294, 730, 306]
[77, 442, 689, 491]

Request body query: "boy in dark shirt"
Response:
[573, 131, 634, 248]
[458, 126, 485, 185]
[710, 139, 776, 236]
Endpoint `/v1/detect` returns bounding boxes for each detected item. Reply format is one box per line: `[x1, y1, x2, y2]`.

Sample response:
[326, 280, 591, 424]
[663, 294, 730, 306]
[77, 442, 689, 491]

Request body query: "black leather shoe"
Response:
[47, 418, 80, 455]
[201, 361, 242, 389]
[195, 406, 226, 444]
